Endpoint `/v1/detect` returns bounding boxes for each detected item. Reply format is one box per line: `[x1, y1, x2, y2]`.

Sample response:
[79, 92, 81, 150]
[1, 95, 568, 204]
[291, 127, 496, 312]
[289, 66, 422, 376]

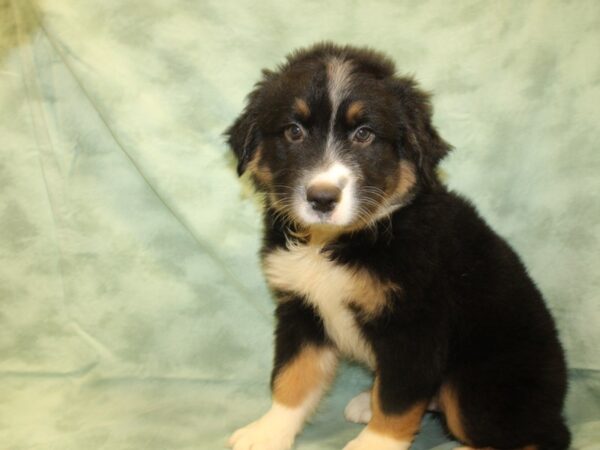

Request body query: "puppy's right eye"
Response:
[285, 124, 305, 142]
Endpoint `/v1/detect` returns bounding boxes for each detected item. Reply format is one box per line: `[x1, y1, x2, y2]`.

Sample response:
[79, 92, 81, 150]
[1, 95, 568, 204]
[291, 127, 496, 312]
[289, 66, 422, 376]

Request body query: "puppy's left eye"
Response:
[352, 126, 374, 143]
[285, 123, 305, 142]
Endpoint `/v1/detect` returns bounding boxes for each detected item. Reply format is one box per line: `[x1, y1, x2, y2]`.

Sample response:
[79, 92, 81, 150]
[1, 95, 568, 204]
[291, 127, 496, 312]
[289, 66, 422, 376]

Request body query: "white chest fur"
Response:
[263, 243, 376, 367]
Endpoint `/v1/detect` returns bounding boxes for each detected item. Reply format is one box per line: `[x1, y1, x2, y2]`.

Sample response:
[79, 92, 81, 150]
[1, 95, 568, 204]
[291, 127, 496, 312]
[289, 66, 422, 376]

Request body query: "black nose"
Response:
[306, 184, 341, 213]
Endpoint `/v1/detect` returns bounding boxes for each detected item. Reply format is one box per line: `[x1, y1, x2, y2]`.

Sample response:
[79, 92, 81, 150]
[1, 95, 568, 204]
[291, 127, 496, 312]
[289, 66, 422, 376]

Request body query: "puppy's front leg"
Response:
[343, 377, 427, 450]
[229, 298, 337, 450]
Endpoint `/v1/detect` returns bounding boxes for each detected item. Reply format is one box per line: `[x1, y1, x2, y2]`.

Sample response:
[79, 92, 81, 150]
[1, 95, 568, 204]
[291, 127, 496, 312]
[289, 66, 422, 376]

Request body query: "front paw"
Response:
[228, 419, 294, 450]
[343, 428, 410, 450]
[228, 405, 301, 450]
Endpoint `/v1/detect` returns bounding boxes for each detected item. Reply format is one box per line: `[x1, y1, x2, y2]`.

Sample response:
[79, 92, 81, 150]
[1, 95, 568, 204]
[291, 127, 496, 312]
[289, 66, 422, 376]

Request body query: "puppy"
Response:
[226, 43, 570, 450]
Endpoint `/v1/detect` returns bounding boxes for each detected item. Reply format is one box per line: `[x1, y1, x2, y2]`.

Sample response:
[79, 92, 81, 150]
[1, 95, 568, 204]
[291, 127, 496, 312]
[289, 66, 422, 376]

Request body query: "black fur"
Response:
[227, 43, 570, 450]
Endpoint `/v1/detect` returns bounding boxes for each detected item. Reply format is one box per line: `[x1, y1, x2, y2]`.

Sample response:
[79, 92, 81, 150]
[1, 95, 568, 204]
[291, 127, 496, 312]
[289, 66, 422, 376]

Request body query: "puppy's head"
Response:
[227, 43, 451, 231]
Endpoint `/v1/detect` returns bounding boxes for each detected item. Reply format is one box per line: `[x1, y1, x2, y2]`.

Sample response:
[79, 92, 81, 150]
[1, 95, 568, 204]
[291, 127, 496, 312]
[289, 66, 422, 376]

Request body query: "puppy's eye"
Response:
[353, 126, 374, 143]
[285, 124, 305, 142]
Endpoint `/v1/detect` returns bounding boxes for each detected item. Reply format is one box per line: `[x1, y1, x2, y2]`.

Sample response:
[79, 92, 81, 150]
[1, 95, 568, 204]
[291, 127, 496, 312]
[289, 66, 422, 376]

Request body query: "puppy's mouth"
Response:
[296, 193, 355, 227]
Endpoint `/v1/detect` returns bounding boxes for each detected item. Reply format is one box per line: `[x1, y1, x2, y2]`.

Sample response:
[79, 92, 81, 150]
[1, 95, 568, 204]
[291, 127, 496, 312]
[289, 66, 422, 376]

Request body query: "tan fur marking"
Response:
[369, 377, 427, 441]
[294, 98, 310, 119]
[246, 146, 272, 185]
[395, 160, 417, 199]
[440, 383, 471, 445]
[346, 101, 365, 123]
[363, 160, 417, 226]
[349, 272, 400, 317]
[273, 345, 337, 407]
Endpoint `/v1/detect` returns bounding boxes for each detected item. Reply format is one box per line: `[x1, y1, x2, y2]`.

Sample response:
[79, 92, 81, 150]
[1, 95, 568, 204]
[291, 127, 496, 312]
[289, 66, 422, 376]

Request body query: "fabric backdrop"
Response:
[1, 0, 599, 449]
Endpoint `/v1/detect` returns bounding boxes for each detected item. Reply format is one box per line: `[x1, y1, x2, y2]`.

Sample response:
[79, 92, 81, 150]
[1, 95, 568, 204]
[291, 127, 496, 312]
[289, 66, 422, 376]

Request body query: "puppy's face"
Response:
[227, 44, 450, 231]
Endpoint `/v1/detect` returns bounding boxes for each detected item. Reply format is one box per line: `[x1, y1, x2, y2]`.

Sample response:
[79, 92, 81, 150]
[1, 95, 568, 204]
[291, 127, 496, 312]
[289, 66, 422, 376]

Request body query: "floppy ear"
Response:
[225, 105, 260, 176]
[226, 71, 276, 176]
[393, 77, 452, 185]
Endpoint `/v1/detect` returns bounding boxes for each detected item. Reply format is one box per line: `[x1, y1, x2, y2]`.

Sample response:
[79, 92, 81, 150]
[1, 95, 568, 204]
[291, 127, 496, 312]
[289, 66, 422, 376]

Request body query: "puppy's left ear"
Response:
[225, 105, 260, 176]
[393, 77, 452, 185]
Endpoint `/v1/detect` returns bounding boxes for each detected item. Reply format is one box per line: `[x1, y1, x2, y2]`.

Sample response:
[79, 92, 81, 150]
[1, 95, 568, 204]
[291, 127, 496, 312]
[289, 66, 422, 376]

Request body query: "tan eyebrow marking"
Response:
[293, 98, 311, 119]
[346, 101, 365, 123]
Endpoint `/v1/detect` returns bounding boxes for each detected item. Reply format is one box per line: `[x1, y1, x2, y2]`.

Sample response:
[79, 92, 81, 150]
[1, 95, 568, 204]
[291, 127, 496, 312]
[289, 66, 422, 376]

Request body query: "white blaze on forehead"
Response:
[326, 58, 354, 158]
[327, 57, 354, 119]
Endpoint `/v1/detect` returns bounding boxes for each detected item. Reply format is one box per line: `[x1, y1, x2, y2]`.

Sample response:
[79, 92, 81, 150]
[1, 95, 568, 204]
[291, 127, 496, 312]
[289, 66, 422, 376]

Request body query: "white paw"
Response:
[228, 418, 294, 450]
[344, 391, 372, 424]
[343, 428, 410, 450]
[228, 403, 303, 450]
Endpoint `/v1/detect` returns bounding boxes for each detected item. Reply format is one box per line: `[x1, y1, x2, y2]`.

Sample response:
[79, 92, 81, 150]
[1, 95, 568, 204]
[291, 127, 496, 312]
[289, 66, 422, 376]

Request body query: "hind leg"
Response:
[343, 377, 428, 450]
[439, 362, 570, 450]
[442, 385, 545, 450]
[453, 447, 539, 450]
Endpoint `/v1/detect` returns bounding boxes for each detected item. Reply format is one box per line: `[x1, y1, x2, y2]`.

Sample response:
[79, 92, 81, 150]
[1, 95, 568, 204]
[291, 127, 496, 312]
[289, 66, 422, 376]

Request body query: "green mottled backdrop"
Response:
[1, 0, 599, 449]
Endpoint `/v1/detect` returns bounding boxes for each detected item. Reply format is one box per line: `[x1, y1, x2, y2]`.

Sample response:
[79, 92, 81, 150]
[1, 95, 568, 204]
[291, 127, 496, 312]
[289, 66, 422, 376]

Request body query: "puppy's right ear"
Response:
[226, 71, 275, 176]
[225, 105, 260, 176]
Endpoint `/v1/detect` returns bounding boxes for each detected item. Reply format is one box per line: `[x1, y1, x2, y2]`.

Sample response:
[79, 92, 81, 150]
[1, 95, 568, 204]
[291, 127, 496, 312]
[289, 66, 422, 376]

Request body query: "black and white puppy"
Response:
[226, 43, 570, 450]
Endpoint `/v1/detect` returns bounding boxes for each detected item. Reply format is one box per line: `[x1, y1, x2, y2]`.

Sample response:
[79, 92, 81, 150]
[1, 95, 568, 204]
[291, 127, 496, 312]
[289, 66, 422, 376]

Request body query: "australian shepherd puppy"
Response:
[225, 43, 570, 450]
